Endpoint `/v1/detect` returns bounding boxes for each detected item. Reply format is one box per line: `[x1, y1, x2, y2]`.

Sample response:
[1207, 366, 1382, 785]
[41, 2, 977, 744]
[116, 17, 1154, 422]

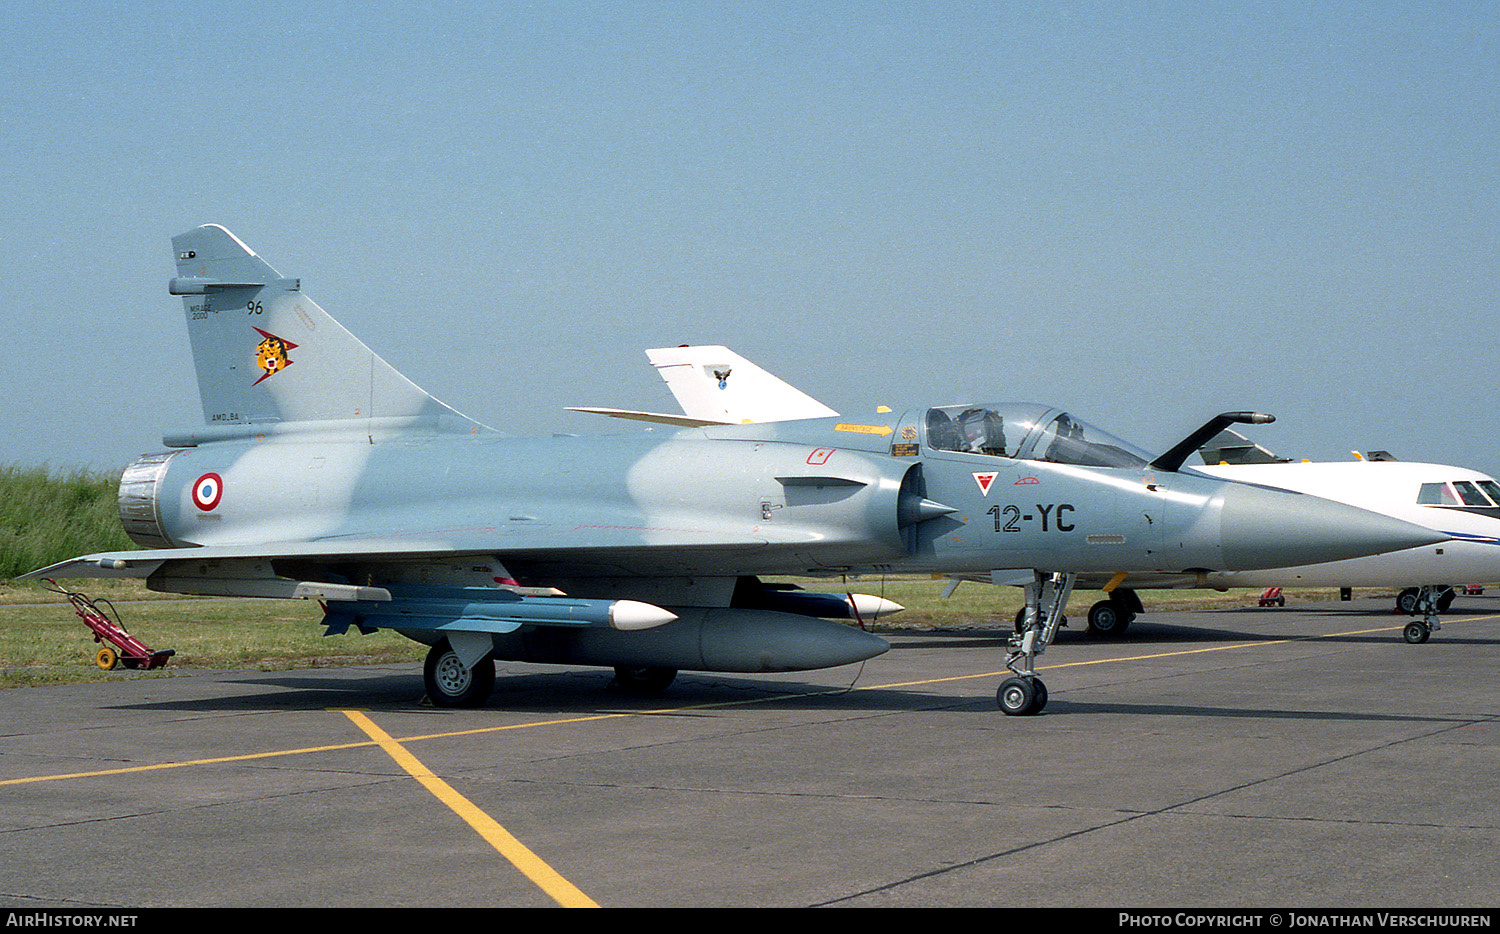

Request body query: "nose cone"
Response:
[847, 593, 905, 620]
[1219, 483, 1448, 569]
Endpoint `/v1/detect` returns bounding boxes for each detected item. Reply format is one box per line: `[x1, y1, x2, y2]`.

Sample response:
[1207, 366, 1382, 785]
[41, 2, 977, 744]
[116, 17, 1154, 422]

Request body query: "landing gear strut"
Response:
[997, 571, 1074, 715]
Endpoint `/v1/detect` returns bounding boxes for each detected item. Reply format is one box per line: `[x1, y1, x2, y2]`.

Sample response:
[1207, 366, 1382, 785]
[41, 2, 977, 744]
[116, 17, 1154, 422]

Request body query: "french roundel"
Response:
[192, 472, 224, 511]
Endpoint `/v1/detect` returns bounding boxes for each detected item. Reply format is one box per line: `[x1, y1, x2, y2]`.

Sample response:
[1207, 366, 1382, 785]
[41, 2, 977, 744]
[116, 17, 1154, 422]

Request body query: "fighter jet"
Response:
[26, 227, 1446, 715]
[607, 345, 1493, 647]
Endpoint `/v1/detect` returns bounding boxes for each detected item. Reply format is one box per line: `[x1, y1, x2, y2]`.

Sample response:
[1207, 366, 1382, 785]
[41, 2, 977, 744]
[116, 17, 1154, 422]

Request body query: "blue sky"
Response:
[2, 2, 1497, 477]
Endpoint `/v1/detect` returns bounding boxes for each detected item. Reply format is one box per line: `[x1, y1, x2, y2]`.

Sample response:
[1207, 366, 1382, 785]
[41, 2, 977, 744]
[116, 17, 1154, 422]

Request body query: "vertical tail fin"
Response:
[645, 345, 839, 424]
[169, 225, 488, 435]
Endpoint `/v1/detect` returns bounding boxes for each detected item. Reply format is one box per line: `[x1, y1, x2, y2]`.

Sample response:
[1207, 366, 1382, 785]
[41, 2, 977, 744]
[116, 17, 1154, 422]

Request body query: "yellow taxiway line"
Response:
[5, 614, 1494, 791]
[3, 613, 1495, 906]
[341, 709, 597, 908]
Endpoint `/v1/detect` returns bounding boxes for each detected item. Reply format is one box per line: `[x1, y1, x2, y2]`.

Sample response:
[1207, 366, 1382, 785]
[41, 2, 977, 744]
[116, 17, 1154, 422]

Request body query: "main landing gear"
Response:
[1086, 587, 1141, 637]
[1397, 586, 1453, 616]
[998, 571, 1074, 716]
[1399, 586, 1450, 645]
[1013, 586, 1139, 638]
[424, 639, 496, 708]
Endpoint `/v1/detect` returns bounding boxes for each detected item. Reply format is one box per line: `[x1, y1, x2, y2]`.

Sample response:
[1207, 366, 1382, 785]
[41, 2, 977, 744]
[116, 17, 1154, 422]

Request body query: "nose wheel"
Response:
[997, 676, 1048, 715]
[1403, 621, 1432, 644]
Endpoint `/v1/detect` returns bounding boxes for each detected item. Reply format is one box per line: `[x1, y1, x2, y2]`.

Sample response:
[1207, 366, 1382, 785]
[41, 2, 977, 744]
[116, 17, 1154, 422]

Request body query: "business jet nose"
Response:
[1218, 483, 1448, 569]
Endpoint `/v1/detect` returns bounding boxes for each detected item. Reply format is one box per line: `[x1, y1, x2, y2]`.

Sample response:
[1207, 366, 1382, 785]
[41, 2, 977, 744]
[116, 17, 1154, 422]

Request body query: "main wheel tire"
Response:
[1437, 588, 1455, 613]
[95, 647, 118, 671]
[1087, 600, 1131, 637]
[423, 640, 495, 708]
[609, 666, 677, 696]
[1396, 588, 1421, 615]
[1403, 621, 1431, 645]
[997, 677, 1040, 716]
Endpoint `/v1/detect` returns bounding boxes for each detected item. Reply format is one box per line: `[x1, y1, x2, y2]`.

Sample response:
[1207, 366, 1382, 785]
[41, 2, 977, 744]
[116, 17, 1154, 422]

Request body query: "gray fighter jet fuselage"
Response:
[29, 225, 1446, 714]
[122, 418, 1420, 583]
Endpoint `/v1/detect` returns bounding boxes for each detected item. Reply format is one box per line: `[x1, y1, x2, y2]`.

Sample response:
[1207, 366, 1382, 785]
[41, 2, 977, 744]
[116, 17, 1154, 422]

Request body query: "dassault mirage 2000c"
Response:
[27, 226, 1446, 715]
[593, 345, 1497, 647]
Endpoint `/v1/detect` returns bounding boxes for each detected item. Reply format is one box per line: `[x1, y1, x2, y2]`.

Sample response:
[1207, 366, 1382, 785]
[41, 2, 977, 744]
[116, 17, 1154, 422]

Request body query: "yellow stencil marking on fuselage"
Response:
[834, 423, 893, 436]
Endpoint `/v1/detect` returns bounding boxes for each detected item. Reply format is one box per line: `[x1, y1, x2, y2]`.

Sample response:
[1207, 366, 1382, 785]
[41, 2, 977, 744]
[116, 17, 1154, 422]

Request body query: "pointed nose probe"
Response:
[1217, 483, 1449, 570]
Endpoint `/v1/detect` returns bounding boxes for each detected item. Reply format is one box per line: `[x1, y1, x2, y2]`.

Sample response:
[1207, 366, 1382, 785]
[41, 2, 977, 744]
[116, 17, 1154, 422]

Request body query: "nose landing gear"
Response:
[997, 570, 1074, 715]
[1399, 586, 1447, 644]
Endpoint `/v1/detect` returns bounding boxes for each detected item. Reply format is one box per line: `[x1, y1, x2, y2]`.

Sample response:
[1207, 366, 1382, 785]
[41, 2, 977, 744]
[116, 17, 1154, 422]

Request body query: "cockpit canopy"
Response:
[924, 403, 1151, 469]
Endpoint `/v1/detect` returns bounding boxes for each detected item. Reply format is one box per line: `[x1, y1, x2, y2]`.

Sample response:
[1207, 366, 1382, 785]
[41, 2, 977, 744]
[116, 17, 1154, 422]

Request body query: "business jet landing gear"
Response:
[1400, 586, 1446, 644]
[998, 571, 1074, 715]
[1397, 586, 1453, 617]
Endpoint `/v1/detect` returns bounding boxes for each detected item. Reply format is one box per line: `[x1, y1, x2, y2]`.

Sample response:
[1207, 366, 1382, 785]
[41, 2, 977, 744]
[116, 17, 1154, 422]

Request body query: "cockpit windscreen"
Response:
[924, 404, 1150, 469]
